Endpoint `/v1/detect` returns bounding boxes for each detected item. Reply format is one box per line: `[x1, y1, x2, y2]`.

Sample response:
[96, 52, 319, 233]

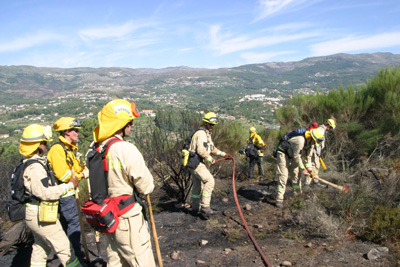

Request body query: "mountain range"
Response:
[1, 52, 400, 105]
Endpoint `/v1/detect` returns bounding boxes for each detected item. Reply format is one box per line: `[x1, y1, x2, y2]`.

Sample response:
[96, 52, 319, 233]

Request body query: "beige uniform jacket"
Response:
[23, 155, 70, 201]
[189, 127, 222, 161]
[287, 136, 313, 170]
[100, 135, 154, 216]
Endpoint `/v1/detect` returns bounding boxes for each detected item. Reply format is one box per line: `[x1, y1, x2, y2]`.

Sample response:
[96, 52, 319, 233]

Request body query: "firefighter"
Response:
[47, 117, 87, 260]
[304, 119, 336, 186]
[247, 127, 266, 180]
[19, 124, 82, 267]
[187, 112, 230, 218]
[272, 128, 325, 208]
[92, 99, 155, 266]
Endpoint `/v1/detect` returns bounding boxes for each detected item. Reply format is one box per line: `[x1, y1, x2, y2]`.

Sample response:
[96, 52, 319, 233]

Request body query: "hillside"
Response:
[1, 53, 400, 102]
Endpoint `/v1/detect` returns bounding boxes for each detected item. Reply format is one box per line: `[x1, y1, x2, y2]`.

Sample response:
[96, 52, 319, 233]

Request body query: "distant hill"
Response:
[0, 52, 399, 105]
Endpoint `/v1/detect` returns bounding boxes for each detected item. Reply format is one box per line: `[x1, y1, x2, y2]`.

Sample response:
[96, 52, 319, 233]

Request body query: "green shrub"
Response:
[364, 206, 400, 243]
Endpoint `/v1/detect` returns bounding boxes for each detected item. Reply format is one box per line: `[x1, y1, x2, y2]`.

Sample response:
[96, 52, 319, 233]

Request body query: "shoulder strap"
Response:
[96, 137, 122, 172]
[22, 159, 57, 187]
[52, 142, 74, 166]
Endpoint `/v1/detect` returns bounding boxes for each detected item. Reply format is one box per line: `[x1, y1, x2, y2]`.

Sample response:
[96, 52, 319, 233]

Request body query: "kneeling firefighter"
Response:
[92, 99, 155, 266]
[186, 112, 231, 218]
[19, 124, 82, 267]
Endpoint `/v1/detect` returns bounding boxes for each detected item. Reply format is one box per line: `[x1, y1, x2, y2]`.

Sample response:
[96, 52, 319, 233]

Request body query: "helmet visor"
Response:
[70, 118, 81, 128]
[208, 117, 218, 124]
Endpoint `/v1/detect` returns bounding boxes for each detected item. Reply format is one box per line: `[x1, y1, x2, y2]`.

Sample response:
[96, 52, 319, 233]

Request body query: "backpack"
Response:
[273, 128, 307, 158]
[7, 159, 54, 222]
[83, 137, 139, 233]
[281, 128, 307, 141]
[245, 137, 258, 158]
[182, 129, 204, 169]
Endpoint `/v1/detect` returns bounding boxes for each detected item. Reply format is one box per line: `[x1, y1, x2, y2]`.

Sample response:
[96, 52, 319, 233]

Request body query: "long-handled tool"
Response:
[314, 176, 350, 193]
[73, 170, 90, 263]
[319, 157, 331, 172]
[95, 231, 102, 258]
[147, 195, 163, 267]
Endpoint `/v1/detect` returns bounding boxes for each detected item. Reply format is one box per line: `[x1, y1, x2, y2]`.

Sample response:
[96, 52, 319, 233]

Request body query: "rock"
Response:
[281, 260, 292, 266]
[305, 242, 313, 248]
[171, 250, 179, 260]
[367, 247, 389, 260]
[224, 248, 232, 254]
[200, 240, 208, 246]
[326, 246, 334, 252]
[196, 259, 206, 265]
[254, 224, 263, 229]
[244, 204, 252, 211]
[222, 197, 229, 203]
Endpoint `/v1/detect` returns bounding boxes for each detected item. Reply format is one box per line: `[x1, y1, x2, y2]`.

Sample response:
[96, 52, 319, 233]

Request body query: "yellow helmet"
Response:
[310, 128, 325, 145]
[249, 127, 256, 133]
[53, 117, 81, 132]
[202, 112, 218, 125]
[325, 119, 336, 130]
[19, 124, 52, 157]
[93, 99, 140, 142]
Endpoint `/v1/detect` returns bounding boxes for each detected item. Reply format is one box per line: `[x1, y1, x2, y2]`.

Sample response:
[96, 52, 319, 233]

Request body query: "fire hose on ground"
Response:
[214, 156, 272, 267]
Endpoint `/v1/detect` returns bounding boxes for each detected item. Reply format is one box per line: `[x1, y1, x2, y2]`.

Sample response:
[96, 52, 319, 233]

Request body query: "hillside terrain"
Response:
[1, 52, 400, 131]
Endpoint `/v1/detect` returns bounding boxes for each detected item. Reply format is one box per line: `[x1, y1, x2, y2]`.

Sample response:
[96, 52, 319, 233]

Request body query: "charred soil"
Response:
[0, 177, 396, 267]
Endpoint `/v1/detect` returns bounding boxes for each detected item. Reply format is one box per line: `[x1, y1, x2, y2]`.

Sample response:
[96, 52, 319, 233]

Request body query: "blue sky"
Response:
[1, 0, 400, 69]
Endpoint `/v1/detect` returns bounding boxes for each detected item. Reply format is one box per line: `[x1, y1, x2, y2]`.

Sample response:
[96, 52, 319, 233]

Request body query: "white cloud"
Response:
[310, 32, 400, 56]
[254, 0, 316, 21]
[208, 24, 318, 55]
[0, 31, 62, 53]
[78, 20, 156, 42]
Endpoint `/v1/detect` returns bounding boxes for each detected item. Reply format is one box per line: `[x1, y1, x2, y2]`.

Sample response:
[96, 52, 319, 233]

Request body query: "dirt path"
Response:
[0, 178, 395, 266]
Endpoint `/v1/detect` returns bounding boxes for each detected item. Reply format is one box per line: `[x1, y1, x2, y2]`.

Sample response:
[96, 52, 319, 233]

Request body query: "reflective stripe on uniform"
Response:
[31, 261, 47, 267]
[26, 203, 39, 211]
[191, 194, 201, 199]
[202, 191, 212, 197]
[108, 158, 123, 170]
[59, 169, 72, 182]
[66, 257, 80, 267]
[292, 185, 301, 189]
[277, 187, 285, 192]
[61, 189, 75, 198]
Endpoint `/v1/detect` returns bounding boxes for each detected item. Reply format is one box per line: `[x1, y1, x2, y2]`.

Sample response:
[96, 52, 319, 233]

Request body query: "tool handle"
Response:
[147, 195, 163, 267]
[319, 157, 327, 170]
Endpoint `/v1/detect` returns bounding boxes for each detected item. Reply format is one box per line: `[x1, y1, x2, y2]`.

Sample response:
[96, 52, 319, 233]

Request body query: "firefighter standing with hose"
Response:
[19, 124, 83, 267]
[303, 119, 336, 188]
[269, 128, 325, 208]
[247, 127, 266, 181]
[92, 99, 156, 266]
[47, 117, 88, 262]
[186, 112, 231, 219]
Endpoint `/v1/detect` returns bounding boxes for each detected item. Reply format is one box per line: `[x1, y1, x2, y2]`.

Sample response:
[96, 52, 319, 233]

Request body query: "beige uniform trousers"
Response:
[105, 207, 155, 267]
[25, 206, 80, 267]
[276, 151, 300, 202]
[190, 162, 215, 210]
[305, 150, 322, 185]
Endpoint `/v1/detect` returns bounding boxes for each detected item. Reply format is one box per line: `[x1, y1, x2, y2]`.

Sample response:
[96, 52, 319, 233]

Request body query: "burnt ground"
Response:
[0, 177, 396, 267]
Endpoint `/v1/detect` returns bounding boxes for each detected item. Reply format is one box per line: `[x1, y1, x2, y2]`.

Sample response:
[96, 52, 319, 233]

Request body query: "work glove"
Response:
[301, 169, 310, 176]
[306, 168, 315, 179]
[206, 155, 216, 165]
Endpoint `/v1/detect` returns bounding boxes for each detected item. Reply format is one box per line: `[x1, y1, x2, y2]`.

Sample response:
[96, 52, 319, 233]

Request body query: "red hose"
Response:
[215, 157, 272, 267]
